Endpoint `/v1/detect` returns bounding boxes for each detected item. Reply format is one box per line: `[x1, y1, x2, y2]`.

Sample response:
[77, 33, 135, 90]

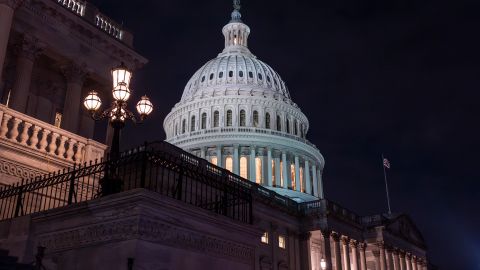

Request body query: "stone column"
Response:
[0, 0, 21, 85]
[216, 145, 223, 167]
[249, 146, 256, 181]
[267, 147, 272, 186]
[233, 144, 239, 174]
[318, 169, 324, 198]
[312, 164, 318, 197]
[411, 256, 416, 270]
[321, 230, 333, 270]
[61, 63, 87, 133]
[399, 251, 406, 270]
[379, 242, 387, 270]
[10, 35, 42, 113]
[299, 232, 312, 270]
[386, 248, 394, 270]
[281, 151, 288, 188]
[274, 156, 281, 187]
[359, 243, 367, 270]
[350, 240, 358, 270]
[305, 160, 311, 194]
[405, 254, 411, 270]
[341, 237, 351, 270]
[331, 233, 342, 270]
[393, 249, 400, 270]
[294, 155, 300, 191]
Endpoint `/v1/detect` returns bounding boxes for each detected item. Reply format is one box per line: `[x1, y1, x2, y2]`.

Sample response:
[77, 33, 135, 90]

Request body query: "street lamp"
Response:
[83, 63, 153, 160]
[320, 258, 327, 270]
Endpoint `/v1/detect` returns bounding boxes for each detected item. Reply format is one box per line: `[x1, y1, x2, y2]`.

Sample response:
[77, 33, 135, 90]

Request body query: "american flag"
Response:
[383, 158, 391, 169]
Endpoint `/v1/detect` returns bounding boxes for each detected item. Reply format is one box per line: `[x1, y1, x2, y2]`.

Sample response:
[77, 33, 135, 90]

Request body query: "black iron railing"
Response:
[0, 141, 253, 223]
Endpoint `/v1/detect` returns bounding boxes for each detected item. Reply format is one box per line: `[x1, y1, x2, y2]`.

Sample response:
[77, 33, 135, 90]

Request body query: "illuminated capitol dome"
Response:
[164, 1, 324, 201]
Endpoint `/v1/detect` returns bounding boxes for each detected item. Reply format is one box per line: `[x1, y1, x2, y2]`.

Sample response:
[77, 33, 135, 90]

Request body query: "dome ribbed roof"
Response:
[180, 53, 291, 102]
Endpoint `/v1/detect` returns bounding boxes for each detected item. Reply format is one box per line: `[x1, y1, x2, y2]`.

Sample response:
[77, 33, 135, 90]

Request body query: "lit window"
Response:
[278, 235, 286, 249]
[276, 115, 282, 131]
[54, 112, 62, 128]
[190, 115, 196, 132]
[240, 157, 248, 179]
[253, 111, 259, 127]
[240, 110, 246, 126]
[291, 164, 296, 190]
[211, 157, 218, 166]
[213, 111, 219, 127]
[201, 113, 207, 129]
[271, 159, 275, 186]
[226, 157, 233, 172]
[300, 167, 304, 192]
[280, 160, 284, 187]
[261, 232, 269, 244]
[255, 157, 262, 184]
[226, 110, 232, 126]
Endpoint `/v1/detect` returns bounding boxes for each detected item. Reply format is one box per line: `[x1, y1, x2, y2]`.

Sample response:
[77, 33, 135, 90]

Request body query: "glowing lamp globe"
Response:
[112, 63, 132, 101]
[320, 258, 327, 270]
[136, 95, 153, 116]
[112, 84, 131, 102]
[83, 91, 102, 111]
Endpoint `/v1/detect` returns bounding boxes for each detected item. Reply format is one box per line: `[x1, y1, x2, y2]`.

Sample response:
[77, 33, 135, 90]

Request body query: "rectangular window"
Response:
[255, 157, 262, 184]
[54, 112, 62, 128]
[261, 232, 269, 244]
[240, 157, 248, 179]
[211, 157, 218, 166]
[278, 235, 286, 249]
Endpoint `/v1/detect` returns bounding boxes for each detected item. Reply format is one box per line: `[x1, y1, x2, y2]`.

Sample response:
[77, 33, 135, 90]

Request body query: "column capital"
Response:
[358, 242, 367, 250]
[349, 239, 358, 248]
[399, 250, 406, 258]
[377, 240, 385, 249]
[320, 229, 331, 239]
[15, 35, 43, 61]
[0, 0, 23, 9]
[340, 236, 349, 245]
[61, 62, 88, 84]
[330, 232, 340, 242]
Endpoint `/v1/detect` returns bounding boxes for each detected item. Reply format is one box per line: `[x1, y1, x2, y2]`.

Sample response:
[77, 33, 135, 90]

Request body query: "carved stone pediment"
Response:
[385, 214, 425, 246]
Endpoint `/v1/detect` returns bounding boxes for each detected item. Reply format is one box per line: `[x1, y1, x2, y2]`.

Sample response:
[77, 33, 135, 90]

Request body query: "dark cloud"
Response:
[91, 0, 480, 268]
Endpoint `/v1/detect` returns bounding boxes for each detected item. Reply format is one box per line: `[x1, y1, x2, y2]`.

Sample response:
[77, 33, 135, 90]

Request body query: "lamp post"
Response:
[83, 63, 153, 195]
[83, 63, 153, 159]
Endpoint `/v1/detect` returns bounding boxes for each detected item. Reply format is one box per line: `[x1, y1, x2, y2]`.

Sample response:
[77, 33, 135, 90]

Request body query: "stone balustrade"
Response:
[57, 0, 86, 16]
[0, 104, 107, 164]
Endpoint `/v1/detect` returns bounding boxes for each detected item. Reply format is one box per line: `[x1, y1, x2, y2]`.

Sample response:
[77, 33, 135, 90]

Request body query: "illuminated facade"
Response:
[164, 1, 324, 202]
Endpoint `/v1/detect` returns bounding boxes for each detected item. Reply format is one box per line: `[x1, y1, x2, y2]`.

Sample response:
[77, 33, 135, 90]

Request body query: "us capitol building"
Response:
[0, 0, 434, 270]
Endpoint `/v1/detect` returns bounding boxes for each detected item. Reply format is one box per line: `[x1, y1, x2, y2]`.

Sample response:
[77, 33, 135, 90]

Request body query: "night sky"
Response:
[91, 0, 479, 268]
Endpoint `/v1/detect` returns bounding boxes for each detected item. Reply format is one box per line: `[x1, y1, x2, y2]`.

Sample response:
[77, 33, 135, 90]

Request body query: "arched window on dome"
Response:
[213, 111, 219, 127]
[229, 71, 234, 78]
[201, 113, 207, 129]
[182, 119, 186, 134]
[239, 110, 246, 127]
[253, 111, 259, 127]
[226, 110, 233, 126]
[240, 157, 248, 179]
[265, 113, 271, 129]
[239, 71, 244, 78]
[201, 76, 205, 82]
[258, 73, 263, 80]
[190, 116, 196, 132]
[294, 120, 298, 135]
[276, 115, 282, 131]
[248, 71, 253, 78]
[219, 71, 223, 78]
[225, 157, 233, 172]
[209, 73, 214, 80]
[286, 119, 290, 134]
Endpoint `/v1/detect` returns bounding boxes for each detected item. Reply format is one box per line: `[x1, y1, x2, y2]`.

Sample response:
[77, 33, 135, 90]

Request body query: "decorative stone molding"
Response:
[37, 217, 255, 263]
[0, 0, 23, 9]
[0, 157, 45, 179]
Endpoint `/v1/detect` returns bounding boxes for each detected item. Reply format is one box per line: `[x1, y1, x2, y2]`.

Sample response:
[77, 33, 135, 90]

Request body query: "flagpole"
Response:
[382, 154, 392, 215]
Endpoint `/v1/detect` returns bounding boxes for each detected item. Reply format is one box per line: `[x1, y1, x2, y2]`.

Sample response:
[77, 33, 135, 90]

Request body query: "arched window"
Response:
[265, 113, 271, 129]
[226, 110, 233, 126]
[276, 115, 282, 131]
[225, 157, 233, 172]
[286, 119, 290, 134]
[239, 71, 244, 77]
[294, 120, 298, 135]
[229, 71, 233, 77]
[240, 110, 246, 126]
[253, 111, 259, 127]
[182, 119, 186, 134]
[213, 111, 219, 127]
[190, 115, 196, 132]
[240, 157, 248, 179]
[219, 71, 224, 78]
[201, 113, 207, 129]
[255, 157, 262, 184]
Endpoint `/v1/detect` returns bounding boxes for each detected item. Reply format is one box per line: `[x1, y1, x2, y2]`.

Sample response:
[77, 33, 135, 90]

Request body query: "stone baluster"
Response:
[66, 138, 76, 161]
[48, 132, 59, 154]
[0, 113, 12, 138]
[28, 125, 41, 148]
[74, 141, 85, 162]
[341, 236, 351, 270]
[359, 243, 367, 270]
[19, 122, 32, 145]
[57, 135, 68, 158]
[38, 129, 50, 152]
[8, 117, 22, 141]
